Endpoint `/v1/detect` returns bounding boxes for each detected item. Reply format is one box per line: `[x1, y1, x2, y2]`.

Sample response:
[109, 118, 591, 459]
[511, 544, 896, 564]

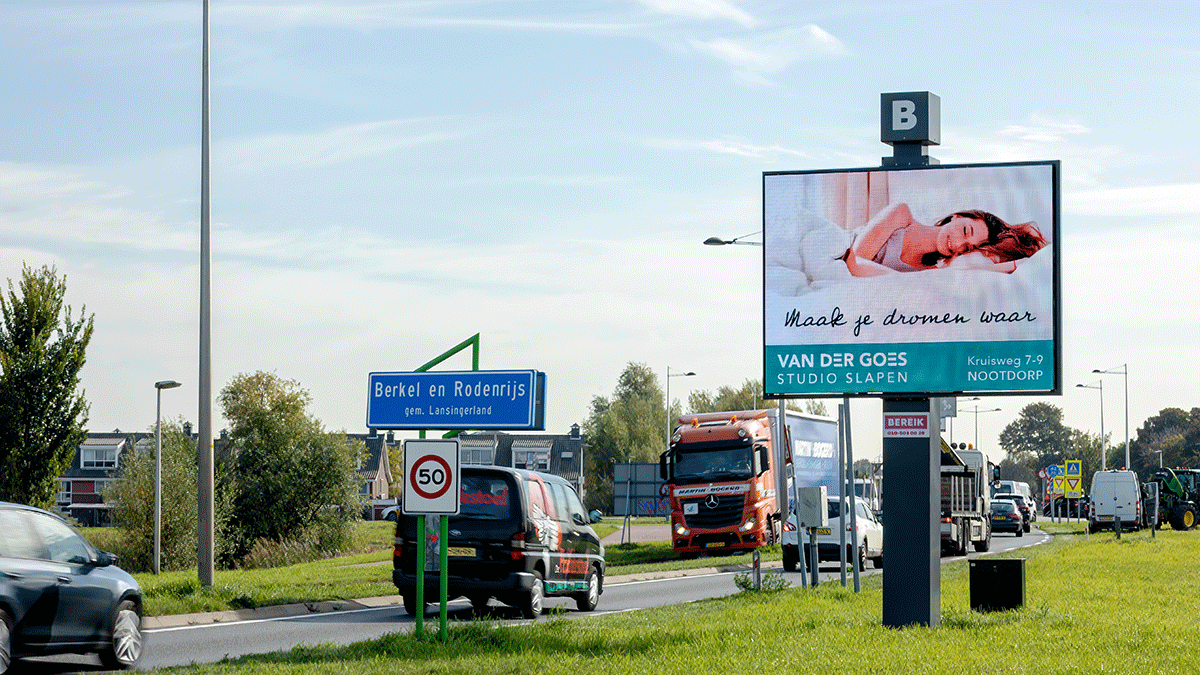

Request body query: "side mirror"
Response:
[93, 550, 118, 567]
[589, 509, 603, 524]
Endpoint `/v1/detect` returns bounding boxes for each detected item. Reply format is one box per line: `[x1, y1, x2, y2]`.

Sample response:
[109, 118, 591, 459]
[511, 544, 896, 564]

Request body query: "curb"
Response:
[142, 562, 776, 630]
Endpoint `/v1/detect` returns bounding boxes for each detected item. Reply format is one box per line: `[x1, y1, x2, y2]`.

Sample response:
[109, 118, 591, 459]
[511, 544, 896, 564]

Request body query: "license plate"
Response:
[705, 542, 726, 548]
[992, 516, 1006, 522]
[1097, 516, 1113, 522]
[814, 528, 832, 535]
[447, 547, 475, 557]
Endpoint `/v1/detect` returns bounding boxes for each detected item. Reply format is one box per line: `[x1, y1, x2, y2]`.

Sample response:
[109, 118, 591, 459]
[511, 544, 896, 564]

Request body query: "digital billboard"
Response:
[763, 161, 1060, 397]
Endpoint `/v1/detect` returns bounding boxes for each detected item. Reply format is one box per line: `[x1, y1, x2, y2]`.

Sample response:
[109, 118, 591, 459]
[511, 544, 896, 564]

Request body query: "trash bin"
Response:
[969, 558, 1025, 612]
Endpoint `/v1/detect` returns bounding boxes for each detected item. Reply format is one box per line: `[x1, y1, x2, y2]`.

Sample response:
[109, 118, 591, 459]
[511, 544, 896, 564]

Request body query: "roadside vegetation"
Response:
[146, 526, 1198, 674]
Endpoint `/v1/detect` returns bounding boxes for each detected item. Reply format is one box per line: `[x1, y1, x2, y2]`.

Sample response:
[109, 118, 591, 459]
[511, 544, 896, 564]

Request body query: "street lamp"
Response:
[1094, 365, 1129, 469]
[665, 367, 696, 447]
[1076, 381, 1105, 471]
[154, 380, 182, 575]
[703, 231, 762, 246]
[958, 403, 1001, 452]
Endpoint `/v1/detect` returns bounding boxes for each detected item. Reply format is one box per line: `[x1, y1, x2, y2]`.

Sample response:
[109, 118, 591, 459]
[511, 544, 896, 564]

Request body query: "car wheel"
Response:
[1016, 527, 1023, 538]
[98, 600, 143, 670]
[871, 555, 883, 569]
[385, 511, 397, 522]
[467, 594, 491, 612]
[782, 546, 798, 572]
[520, 571, 544, 619]
[575, 566, 600, 612]
[1, 608, 13, 675]
[402, 593, 421, 616]
[855, 541, 867, 571]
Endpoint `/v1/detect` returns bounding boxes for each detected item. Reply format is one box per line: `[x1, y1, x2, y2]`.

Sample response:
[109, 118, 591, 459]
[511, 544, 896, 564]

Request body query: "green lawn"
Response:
[149, 526, 1200, 674]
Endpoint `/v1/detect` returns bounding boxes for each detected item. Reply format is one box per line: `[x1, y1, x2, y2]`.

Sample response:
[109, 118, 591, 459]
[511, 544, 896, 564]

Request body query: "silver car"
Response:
[1, 501, 143, 672]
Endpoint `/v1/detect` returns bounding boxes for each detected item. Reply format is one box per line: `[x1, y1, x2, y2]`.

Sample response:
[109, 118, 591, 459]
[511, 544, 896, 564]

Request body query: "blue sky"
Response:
[2, 1, 1198, 463]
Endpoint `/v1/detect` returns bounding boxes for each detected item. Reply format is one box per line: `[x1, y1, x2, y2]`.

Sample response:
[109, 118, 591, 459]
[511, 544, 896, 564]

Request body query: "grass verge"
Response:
[152, 526, 1200, 674]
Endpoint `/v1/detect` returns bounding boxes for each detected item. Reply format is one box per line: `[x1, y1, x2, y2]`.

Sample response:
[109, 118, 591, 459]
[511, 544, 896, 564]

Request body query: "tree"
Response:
[687, 379, 827, 416]
[998, 402, 1071, 475]
[582, 363, 665, 512]
[1132, 407, 1200, 476]
[0, 264, 94, 508]
[217, 371, 363, 565]
[108, 419, 199, 572]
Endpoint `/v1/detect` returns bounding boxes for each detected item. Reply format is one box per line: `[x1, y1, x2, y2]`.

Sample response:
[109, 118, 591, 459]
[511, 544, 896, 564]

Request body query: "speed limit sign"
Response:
[403, 439, 460, 515]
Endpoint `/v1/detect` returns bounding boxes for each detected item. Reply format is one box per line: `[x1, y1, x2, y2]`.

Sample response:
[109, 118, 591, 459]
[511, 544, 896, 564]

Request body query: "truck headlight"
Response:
[739, 517, 756, 532]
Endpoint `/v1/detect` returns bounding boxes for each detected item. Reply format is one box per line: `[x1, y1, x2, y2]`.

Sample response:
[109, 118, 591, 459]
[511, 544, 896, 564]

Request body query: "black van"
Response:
[393, 466, 604, 618]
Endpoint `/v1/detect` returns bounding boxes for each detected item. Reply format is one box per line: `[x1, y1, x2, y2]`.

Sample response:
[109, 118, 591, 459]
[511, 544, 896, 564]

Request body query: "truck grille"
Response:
[682, 494, 746, 529]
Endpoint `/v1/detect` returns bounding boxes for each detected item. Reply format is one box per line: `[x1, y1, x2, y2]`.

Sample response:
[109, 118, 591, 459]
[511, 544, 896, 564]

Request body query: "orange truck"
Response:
[658, 410, 788, 557]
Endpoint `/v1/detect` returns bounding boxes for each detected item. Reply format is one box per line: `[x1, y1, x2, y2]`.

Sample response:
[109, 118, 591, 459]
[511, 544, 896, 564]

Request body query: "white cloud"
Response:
[222, 118, 475, 173]
[645, 136, 809, 161]
[688, 24, 847, 81]
[1068, 183, 1200, 218]
[635, 0, 756, 27]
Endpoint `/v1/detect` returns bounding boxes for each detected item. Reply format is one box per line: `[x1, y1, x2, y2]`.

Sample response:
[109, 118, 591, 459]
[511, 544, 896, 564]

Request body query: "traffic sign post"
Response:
[403, 439, 461, 640]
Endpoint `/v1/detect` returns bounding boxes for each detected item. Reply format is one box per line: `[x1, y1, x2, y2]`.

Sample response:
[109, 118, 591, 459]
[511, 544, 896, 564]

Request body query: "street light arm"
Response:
[703, 231, 762, 246]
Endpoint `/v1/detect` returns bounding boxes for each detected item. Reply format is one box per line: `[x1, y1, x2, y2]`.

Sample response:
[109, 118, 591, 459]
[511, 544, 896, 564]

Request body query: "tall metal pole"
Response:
[198, 0, 215, 587]
[154, 388, 162, 575]
[664, 367, 694, 447]
[1077, 382, 1105, 471]
[1094, 365, 1129, 469]
[154, 380, 182, 575]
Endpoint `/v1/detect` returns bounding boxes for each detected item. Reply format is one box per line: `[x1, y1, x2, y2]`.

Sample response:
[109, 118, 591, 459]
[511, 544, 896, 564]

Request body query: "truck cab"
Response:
[659, 410, 782, 556]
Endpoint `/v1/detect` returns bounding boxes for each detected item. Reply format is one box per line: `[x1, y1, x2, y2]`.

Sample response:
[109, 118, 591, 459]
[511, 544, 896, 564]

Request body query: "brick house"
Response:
[58, 431, 149, 527]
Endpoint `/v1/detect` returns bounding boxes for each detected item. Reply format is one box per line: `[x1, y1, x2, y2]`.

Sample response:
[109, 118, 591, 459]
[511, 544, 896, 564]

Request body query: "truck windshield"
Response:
[672, 445, 754, 483]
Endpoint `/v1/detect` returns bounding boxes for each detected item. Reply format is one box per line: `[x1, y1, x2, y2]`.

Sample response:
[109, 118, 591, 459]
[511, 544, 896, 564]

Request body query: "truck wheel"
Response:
[973, 525, 991, 553]
[956, 523, 969, 556]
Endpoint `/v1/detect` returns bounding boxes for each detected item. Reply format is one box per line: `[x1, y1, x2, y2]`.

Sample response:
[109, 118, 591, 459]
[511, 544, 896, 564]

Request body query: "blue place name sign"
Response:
[366, 370, 545, 430]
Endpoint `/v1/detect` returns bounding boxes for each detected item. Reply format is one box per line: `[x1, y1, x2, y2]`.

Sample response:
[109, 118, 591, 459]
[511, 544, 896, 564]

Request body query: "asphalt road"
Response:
[11, 525, 1051, 673]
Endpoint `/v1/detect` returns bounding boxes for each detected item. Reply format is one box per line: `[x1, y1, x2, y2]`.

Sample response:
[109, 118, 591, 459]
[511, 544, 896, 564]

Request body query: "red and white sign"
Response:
[883, 412, 930, 438]
[403, 439, 461, 515]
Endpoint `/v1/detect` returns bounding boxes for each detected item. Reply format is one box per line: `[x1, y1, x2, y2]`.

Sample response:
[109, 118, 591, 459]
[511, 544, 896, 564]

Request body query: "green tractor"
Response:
[1146, 467, 1200, 530]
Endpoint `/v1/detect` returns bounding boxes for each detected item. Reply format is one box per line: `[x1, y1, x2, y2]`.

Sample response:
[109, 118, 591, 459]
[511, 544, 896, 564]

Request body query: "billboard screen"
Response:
[763, 161, 1060, 397]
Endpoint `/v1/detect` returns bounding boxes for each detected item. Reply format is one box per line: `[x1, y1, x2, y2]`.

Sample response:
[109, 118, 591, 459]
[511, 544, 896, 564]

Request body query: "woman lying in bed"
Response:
[838, 203, 1046, 277]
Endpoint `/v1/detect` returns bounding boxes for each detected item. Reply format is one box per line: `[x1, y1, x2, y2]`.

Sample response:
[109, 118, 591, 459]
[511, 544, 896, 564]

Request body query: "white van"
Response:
[1089, 470, 1143, 532]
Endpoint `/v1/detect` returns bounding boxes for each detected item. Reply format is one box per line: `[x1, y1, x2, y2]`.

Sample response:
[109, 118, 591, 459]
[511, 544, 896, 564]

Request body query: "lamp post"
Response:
[154, 380, 182, 575]
[665, 367, 695, 447]
[1077, 381, 1105, 471]
[1094, 365, 1129, 470]
[959, 403, 1001, 451]
[703, 231, 762, 246]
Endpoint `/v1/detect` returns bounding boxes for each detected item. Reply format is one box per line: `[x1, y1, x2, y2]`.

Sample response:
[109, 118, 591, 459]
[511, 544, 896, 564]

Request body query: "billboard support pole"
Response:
[881, 397, 941, 627]
[880, 92, 942, 627]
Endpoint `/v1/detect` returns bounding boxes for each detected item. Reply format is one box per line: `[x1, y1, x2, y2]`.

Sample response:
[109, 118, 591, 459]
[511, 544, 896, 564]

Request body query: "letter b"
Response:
[892, 100, 917, 131]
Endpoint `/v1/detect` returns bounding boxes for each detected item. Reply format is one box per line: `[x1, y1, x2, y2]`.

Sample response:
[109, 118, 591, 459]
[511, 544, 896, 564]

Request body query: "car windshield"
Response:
[673, 445, 754, 482]
[991, 502, 1015, 513]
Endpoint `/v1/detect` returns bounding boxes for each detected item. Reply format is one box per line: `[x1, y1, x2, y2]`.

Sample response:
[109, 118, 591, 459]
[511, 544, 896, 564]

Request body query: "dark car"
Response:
[0, 502, 143, 671]
[990, 500, 1024, 536]
[1045, 495, 1088, 518]
[993, 493, 1033, 532]
[393, 466, 604, 619]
